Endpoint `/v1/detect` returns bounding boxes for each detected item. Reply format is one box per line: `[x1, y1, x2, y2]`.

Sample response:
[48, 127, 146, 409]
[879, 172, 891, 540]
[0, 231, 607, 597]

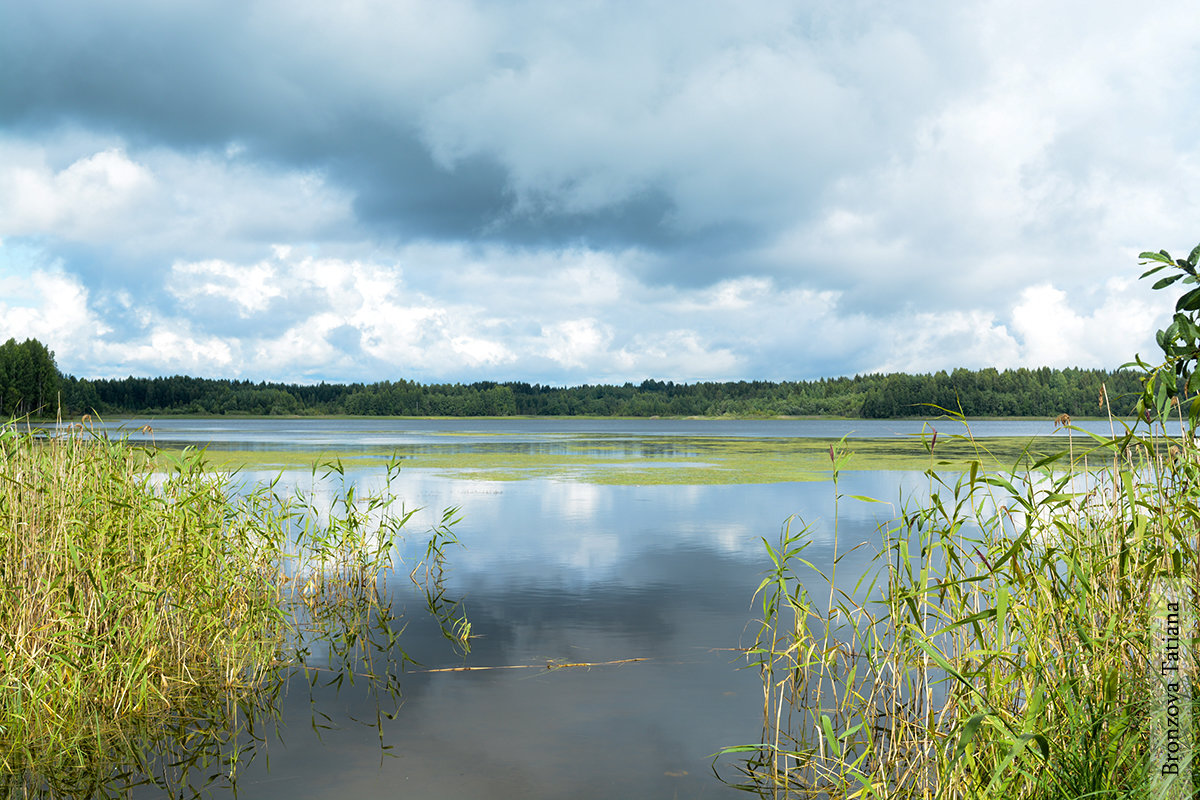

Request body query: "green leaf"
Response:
[1165, 319, 1181, 343]
[1156, 375, 1169, 417]
[938, 607, 997, 633]
[845, 494, 885, 503]
[820, 714, 842, 757]
[982, 474, 1019, 495]
[1176, 285, 1200, 312]
[715, 744, 770, 755]
[1021, 732, 1050, 760]
[912, 638, 970, 687]
[1140, 264, 1172, 279]
[1030, 451, 1067, 470]
[1139, 250, 1174, 265]
[1154, 274, 1185, 290]
[984, 731, 1051, 795]
[992, 527, 1035, 569]
[1179, 315, 1200, 345]
[953, 713, 991, 762]
[1103, 666, 1120, 702]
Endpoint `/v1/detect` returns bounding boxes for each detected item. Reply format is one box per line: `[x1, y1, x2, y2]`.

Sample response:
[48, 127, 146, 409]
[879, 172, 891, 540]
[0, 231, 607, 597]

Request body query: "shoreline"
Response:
[36, 411, 1138, 423]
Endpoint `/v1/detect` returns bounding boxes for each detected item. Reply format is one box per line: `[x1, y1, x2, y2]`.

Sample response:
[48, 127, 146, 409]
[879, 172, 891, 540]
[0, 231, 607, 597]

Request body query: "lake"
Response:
[54, 417, 1119, 798]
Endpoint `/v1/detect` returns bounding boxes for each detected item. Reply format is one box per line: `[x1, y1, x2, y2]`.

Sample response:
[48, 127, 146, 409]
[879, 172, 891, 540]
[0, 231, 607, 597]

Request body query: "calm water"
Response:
[56, 418, 1099, 798]
[76, 415, 1121, 450]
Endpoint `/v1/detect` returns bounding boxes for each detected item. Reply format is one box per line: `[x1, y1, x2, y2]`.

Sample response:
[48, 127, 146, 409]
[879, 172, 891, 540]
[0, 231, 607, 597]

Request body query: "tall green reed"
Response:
[721, 408, 1198, 798]
[0, 421, 437, 793]
[720, 246, 1200, 798]
[410, 505, 474, 654]
[0, 425, 279, 777]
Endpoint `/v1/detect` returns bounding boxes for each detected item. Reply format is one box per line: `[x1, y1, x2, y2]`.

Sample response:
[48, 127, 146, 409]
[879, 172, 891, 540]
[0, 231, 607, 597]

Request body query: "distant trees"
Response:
[51, 367, 1144, 419]
[0, 338, 60, 418]
[858, 367, 1137, 418]
[0, 330, 1140, 419]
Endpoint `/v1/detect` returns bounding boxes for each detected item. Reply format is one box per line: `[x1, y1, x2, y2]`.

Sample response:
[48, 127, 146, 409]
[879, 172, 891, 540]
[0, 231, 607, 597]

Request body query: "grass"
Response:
[718, 412, 1199, 798]
[0, 421, 418, 796]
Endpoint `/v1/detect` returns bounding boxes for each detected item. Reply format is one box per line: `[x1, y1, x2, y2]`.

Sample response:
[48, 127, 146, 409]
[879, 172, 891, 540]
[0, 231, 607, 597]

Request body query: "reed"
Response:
[0, 422, 416, 792]
[718, 245, 1200, 798]
[720, 407, 1199, 798]
[410, 505, 474, 654]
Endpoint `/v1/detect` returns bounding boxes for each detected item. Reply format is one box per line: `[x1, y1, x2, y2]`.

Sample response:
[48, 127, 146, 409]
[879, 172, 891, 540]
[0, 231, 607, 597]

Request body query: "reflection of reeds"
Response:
[720, 410, 1199, 798]
[0, 424, 424, 795]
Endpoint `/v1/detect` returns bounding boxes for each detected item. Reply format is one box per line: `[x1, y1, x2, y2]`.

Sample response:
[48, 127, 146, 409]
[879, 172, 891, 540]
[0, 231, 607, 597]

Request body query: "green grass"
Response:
[0, 423, 415, 795]
[718, 416, 1199, 798]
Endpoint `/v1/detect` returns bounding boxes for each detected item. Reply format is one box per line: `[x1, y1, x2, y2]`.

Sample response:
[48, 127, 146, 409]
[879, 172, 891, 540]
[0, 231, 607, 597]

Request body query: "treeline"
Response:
[1, 336, 1145, 419]
[54, 367, 1144, 419]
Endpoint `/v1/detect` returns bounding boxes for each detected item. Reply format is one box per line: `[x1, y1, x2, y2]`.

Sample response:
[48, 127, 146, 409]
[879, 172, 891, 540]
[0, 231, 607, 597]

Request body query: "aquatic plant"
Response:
[721, 412, 1198, 798]
[0, 422, 425, 794]
[719, 246, 1200, 798]
[410, 505, 474, 654]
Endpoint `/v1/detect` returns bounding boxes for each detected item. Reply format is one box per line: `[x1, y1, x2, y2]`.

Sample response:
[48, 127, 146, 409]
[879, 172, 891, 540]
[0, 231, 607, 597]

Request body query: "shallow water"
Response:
[47, 418, 1076, 797]
[124, 470, 910, 798]
[72, 415, 1121, 450]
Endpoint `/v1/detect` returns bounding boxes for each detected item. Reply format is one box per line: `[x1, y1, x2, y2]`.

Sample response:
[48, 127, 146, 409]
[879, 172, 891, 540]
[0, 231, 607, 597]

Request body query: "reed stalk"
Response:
[0, 422, 419, 794]
[720, 408, 1199, 798]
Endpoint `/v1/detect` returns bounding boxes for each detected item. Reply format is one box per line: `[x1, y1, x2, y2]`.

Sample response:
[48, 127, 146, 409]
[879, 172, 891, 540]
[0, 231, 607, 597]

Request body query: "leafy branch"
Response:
[1132, 243, 1200, 428]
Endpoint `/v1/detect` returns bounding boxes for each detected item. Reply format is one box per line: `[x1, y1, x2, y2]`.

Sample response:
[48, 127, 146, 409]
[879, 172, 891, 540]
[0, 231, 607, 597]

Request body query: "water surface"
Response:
[48, 418, 1086, 797]
[79, 415, 1122, 450]
[151, 469, 912, 799]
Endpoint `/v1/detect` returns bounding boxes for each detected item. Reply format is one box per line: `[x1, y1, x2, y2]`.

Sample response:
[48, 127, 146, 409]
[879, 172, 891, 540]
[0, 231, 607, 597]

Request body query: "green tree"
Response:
[0, 338, 60, 417]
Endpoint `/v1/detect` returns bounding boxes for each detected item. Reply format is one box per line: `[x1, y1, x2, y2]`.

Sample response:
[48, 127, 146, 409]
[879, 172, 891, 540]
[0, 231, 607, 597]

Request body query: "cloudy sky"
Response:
[2, 1, 1198, 385]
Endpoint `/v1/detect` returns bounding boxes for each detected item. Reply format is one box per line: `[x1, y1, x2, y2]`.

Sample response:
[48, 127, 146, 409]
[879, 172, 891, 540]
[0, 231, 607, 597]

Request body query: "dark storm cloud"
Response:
[0, 1, 896, 297]
[0, 1, 714, 255]
[2, 2, 270, 145]
[1, 1, 1197, 382]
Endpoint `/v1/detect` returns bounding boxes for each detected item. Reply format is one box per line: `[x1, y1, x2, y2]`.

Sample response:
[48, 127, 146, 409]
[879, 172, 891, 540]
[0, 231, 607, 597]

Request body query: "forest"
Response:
[1, 336, 1145, 419]
[62, 366, 1143, 418]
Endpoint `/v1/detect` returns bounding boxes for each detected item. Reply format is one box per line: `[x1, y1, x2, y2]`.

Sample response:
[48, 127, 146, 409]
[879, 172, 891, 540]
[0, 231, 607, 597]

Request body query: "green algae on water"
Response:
[178, 433, 1097, 485]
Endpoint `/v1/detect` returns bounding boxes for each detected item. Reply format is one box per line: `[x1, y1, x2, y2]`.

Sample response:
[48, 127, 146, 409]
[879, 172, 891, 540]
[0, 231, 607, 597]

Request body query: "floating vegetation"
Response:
[167, 432, 1100, 486]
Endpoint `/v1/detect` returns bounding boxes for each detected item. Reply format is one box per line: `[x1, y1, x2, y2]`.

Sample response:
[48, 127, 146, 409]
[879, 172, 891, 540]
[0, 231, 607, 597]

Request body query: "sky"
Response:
[2, 1, 1199, 385]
